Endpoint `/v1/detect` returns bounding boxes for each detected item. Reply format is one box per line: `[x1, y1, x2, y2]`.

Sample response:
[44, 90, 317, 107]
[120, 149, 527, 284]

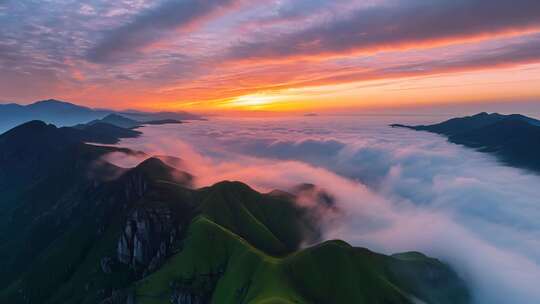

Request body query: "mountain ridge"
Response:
[0, 99, 201, 133]
[392, 112, 540, 173]
[0, 121, 471, 304]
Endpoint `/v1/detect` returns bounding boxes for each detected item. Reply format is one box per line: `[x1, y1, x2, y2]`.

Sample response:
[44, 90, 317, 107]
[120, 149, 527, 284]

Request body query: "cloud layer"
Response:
[107, 117, 540, 303]
[227, 0, 540, 60]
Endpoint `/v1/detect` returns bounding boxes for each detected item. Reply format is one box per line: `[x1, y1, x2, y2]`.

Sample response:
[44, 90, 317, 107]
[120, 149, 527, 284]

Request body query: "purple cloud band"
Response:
[226, 0, 540, 61]
[86, 0, 238, 63]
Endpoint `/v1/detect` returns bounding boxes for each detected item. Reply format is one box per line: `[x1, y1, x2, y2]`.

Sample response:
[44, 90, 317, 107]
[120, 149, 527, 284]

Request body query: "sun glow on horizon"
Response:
[183, 62, 540, 114]
[224, 93, 290, 110]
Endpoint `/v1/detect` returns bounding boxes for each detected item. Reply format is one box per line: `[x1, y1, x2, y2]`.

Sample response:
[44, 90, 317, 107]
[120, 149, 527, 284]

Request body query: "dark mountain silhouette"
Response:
[0, 120, 142, 220]
[76, 122, 142, 144]
[0, 121, 470, 304]
[143, 118, 183, 125]
[83, 113, 142, 129]
[118, 109, 202, 122]
[0, 120, 140, 150]
[392, 112, 540, 173]
[78, 113, 184, 130]
[0, 99, 202, 133]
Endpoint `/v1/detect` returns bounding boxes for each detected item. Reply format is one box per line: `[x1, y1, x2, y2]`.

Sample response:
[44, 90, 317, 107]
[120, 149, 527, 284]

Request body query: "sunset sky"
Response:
[1, 0, 540, 113]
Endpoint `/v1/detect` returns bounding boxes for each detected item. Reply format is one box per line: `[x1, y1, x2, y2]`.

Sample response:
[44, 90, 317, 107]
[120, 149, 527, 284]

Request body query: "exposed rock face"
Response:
[112, 158, 196, 278]
[170, 290, 206, 304]
[122, 172, 149, 203]
[117, 206, 181, 274]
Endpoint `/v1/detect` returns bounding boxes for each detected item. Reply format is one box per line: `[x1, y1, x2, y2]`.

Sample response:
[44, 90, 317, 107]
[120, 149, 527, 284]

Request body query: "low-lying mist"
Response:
[106, 116, 540, 304]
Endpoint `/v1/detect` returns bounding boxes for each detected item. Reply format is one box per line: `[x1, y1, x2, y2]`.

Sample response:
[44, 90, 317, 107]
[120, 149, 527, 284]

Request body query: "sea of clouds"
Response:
[107, 115, 540, 304]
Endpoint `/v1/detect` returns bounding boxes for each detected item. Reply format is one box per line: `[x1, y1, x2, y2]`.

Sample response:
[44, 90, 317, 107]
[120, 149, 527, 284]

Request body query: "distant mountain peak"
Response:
[473, 112, 490, 117]
[82, 113, 141, 129]
[103, 113, 128, 119]
[29, 99, 95, 112]
[34, 98, 64, 103]
[32, 98, 75, 106]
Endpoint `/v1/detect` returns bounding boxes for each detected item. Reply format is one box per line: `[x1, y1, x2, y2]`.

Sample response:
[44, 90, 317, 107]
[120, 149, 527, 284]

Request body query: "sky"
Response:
[1, 0, 540, 113]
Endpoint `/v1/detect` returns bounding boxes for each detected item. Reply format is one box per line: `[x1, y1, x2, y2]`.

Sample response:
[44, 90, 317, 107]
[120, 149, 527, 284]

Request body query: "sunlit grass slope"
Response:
[135, 212, 469, 304]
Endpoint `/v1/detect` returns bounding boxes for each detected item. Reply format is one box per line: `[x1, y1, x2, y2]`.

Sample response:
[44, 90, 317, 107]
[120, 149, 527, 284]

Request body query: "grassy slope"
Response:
[135, 216, 309, 304]
[135, 215, 469, 304]
[197, 181, 315, 255]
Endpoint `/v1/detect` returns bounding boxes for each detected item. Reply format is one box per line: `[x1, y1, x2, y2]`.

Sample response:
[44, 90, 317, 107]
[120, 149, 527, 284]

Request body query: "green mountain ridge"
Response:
[134, 216, 468, 304]
[0, 121, 471, 304]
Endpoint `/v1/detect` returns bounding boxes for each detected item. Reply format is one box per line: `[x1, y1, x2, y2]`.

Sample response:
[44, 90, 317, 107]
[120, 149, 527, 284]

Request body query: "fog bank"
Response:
[107, 116, 540, 303]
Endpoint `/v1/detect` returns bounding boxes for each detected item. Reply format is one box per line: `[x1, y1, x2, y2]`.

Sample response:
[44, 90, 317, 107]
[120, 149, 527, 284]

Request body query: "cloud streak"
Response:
[227, 0, 540, 61]
[87, 0, 239, 63]
[148, 33, 540, 107]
